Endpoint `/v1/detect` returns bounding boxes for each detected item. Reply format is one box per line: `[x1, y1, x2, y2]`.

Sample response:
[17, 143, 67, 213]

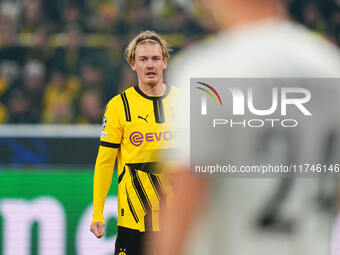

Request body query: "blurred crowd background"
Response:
[0, 0, 338, 125]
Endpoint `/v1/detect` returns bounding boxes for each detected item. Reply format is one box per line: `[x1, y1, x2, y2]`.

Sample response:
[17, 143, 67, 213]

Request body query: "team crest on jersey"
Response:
[118, 248, 127, 255]
[102, 116, 107, 130]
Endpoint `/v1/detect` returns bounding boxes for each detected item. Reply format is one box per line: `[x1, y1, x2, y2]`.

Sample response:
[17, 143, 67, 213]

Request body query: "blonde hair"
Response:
[125, 30, 170, 65]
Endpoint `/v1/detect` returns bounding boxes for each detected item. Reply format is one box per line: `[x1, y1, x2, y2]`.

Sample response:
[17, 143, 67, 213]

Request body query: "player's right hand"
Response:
[90, 222, 105, 238]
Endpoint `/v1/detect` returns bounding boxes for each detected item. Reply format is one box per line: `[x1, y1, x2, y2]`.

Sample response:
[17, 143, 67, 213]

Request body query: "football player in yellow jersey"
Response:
[90, 30, 178, 255]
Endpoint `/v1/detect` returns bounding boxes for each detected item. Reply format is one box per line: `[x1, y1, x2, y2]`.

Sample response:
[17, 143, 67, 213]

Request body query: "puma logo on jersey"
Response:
[138, 114, 149, 123]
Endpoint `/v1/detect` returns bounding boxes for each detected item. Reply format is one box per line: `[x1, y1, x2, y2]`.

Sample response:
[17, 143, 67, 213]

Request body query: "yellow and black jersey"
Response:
[92, 84, 179, 232]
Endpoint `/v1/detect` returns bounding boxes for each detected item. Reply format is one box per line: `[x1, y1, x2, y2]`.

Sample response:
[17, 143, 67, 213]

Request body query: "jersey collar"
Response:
[134, 84, 171, 100]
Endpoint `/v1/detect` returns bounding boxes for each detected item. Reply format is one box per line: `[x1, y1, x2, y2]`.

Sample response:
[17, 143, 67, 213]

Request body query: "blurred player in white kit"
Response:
[153, 0, 340, 255]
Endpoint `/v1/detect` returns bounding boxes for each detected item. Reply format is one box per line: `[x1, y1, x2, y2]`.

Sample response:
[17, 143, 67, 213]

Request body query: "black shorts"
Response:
[114, 227, 157, 255]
